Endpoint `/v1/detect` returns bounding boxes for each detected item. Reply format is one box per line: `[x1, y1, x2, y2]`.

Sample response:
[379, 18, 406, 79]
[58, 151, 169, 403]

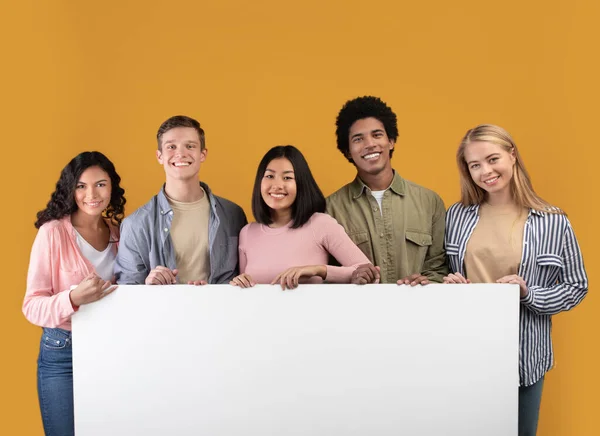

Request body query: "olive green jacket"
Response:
[326, 172, 448, 283]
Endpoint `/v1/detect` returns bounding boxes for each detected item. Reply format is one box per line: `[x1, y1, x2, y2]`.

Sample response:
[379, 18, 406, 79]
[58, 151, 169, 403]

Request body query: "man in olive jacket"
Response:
[326, 96, 447, 285]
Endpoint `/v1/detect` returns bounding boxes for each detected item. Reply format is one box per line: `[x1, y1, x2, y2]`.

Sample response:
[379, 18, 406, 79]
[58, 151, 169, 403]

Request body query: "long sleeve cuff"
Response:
[59, 289, 78, 319]
[520, 285, 536, 307]
[325, 265, 357, 283]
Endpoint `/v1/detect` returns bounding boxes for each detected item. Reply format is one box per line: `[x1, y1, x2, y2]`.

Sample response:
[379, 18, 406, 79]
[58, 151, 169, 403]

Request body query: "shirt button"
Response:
[380, 233, 384, 238]
[383, 259, 387, 264]
[164, 228, 168, 232]
[373, 207, 378, 212]
[169, 211, 173, 215]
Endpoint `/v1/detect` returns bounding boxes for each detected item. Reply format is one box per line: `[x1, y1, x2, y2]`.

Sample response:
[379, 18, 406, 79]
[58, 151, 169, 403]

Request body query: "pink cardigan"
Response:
[23, 216, 120, 331]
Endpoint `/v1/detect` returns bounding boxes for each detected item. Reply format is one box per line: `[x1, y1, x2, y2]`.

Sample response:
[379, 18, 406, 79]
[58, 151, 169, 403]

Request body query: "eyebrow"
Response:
[467, 153, 501, 165]
[77, 179, 108, 185]
[350, 129, 385, 140]
[265, 169, 295, 174]
[163, 139, 199, 145]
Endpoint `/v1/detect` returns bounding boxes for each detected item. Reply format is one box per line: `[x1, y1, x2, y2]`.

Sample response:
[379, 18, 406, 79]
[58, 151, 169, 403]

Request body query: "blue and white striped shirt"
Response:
[445, 202, 588, 386]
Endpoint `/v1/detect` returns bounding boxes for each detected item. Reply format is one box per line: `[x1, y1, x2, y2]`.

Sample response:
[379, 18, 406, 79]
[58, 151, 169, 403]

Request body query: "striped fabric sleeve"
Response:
[520, 222, 588, 315]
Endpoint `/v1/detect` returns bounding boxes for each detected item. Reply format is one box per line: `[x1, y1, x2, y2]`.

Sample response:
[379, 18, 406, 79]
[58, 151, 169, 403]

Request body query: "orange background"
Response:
[2, 1, 598, 434]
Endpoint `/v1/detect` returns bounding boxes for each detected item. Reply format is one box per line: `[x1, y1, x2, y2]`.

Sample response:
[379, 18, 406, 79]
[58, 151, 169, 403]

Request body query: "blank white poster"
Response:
[72, 284, 519, 436]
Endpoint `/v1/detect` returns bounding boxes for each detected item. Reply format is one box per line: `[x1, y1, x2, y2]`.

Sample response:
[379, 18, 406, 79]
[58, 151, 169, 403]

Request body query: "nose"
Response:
[87, 186, 99, 199]
[267, 175, 286, 189]
[481, 163, 492, 175]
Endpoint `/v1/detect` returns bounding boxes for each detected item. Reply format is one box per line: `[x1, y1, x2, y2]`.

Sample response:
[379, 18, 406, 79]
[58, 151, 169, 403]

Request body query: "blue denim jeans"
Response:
[519, 376, 544, 436]
[37, 328, 74, 436]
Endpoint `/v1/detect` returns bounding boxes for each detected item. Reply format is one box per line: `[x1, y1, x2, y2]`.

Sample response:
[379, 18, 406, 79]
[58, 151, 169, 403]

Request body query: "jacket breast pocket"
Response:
[406, 231, 432, 247]
[406, 231, 432, 269]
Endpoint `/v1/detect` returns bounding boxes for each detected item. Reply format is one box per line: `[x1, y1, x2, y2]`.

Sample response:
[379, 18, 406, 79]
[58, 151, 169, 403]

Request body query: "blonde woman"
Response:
[443, 125, 587, 436]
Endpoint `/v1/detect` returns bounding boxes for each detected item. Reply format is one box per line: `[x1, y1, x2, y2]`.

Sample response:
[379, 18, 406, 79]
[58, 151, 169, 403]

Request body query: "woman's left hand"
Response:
[496, 274, 529, 298]
[271, 265, 327, 290]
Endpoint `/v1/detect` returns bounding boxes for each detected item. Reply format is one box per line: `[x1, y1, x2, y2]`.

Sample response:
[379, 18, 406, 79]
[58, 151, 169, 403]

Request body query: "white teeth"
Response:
[270, 193, 285, 198]
[173, 162, 191, 167]
[484, 177, 499, 185]
[86, 202, 101, 207]
[363, 153, 380, 160]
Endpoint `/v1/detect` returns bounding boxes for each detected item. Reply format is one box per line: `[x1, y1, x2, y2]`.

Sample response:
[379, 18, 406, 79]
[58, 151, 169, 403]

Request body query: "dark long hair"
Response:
[35, 151, 126, 228]
[252, 145, 325, 229]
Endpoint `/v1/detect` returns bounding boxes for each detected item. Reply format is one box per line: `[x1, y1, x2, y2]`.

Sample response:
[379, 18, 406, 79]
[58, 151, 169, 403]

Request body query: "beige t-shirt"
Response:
[465, 202, 527, 283]
[166, 190, 211, 283]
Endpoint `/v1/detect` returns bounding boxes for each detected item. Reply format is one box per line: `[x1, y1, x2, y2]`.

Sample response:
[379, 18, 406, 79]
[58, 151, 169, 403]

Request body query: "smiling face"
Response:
[74, 166, 112, 217]
[463, 140, 516, 200]
[260, 157, 297, 216]
[347, 117, 395, 178]
[156, 126, 207, 182]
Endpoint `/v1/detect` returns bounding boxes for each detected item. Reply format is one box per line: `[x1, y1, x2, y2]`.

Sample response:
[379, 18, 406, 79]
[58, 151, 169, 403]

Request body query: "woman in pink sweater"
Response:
[23, 151, 126, 436]
[230, 145, 371, 290]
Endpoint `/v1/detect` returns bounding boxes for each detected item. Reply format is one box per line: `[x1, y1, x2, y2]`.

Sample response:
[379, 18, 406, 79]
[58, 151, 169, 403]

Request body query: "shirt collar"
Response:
[350, 170, 406, 199]
[157, 181, 215, 216]
[157, 185, 172, 215]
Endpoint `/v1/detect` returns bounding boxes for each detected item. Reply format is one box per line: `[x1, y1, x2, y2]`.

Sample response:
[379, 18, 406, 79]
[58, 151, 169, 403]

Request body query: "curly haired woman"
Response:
[23, 151, 126, 436]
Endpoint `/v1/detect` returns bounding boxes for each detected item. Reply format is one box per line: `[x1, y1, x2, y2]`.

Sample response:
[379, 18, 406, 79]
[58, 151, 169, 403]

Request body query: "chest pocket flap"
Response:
[406, 231, 432, 247]
[349, 231, 370, 246]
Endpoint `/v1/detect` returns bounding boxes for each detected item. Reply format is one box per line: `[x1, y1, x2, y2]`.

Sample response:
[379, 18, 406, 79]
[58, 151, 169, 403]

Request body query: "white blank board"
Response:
[72, 284, 519, 435]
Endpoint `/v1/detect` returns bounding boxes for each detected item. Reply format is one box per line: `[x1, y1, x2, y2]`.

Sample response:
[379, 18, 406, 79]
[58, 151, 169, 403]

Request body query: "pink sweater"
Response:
[23, 216, 120, 330]
[239, 213, 370, 284]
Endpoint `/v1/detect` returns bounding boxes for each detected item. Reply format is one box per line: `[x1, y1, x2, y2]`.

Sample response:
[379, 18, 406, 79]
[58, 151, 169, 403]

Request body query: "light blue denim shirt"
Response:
[115, 182, 247, 285]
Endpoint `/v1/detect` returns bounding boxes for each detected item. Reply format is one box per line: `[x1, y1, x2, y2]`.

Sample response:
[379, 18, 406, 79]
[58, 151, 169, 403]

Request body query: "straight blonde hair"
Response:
[456, 124, 562, 214]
